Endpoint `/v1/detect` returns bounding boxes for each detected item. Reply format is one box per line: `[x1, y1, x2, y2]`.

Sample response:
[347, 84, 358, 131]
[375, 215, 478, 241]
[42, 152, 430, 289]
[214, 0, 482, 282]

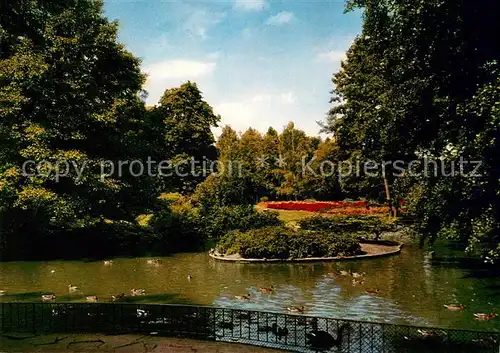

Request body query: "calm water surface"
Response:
[1, 243, 499, 332]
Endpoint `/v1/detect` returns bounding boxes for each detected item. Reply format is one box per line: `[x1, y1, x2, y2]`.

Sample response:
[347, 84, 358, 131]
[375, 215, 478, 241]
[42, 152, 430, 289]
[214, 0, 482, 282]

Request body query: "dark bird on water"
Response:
[257, 325, 274, 333]
[306, 323, 351, 351]
[271, 323, 288, 339]
[257, 323, 289, 340]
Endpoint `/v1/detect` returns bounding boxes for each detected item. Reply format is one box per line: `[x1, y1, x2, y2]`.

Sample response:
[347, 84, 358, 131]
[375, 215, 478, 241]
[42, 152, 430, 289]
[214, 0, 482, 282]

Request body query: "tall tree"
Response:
[216, 125, 239, 165]
[0, 0, 148, 258]
[155, 81, 220, 193]
[327, 0, 500, 259]
[262, 127, 284, 199]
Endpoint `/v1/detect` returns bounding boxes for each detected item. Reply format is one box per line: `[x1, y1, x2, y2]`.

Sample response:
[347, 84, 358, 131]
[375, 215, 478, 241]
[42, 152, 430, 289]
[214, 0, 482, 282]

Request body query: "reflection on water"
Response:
[0, 244, 499, 332]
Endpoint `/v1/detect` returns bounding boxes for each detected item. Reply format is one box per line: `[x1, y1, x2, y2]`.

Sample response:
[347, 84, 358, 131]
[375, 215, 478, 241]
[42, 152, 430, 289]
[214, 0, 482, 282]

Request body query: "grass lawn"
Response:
[255, 204, 336, 223]
[255, 203, 392, 224]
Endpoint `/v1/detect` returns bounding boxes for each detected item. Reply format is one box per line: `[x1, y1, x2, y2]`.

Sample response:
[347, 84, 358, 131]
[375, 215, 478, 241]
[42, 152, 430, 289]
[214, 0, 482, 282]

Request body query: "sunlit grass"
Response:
[255, 203, 394, 224]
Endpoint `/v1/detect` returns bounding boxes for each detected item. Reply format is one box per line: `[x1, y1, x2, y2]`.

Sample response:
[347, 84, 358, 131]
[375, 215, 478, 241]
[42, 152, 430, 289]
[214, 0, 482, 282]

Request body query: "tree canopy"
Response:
[325, 0, 500, 260]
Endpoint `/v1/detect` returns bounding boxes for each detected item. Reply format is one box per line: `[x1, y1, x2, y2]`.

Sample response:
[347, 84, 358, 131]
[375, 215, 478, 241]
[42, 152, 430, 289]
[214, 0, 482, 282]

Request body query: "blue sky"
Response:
[103, 0, 362, 137]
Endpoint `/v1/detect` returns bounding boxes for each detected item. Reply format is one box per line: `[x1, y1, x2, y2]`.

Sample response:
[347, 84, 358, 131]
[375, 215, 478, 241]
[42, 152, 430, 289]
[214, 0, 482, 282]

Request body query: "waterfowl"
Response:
[306, 323, 351, 351]
[352, 279, 364, 286]
[235, 293, 251, 301]
[259, 285, 274, 293]
[474, 313, 497, 321]
[366, 289, 379, 295]
[41, 294, 56, 301]
[444, 304, 464, 311]
[86, 295, 98, 302]
[352, 272, 365, 278]
[112, 293, 126, 301]
[271, 323, 289, 339]
[287, 305, 305, 313]
[187, 275, 193, 280]
[68, 284, 78, 292]
[103, 260, 113, 265]
[130, 289, 146, 296]
[258, 325, 275, 333]
[0, 290, 5, 296]
[146, 259, 160, 265]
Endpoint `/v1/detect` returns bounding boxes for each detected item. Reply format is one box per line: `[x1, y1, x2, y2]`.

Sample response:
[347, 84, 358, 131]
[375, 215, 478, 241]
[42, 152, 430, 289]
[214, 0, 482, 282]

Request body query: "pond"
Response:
[0, 242, 499, 333]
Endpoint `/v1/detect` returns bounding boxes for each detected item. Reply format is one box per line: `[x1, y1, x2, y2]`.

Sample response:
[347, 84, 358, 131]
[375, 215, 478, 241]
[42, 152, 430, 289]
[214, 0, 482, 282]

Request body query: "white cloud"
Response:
[213, 91, 299, 135]
[143, 59, 217, 105]
[145, 60, 216, 80]
[215, 102, 255, 128]
[316, 50, 347, 64]
[280, 92, 296, 104]
[266, 11, 295, 26]
[183, 8, 226, 39]
[234, 0, 266, 11]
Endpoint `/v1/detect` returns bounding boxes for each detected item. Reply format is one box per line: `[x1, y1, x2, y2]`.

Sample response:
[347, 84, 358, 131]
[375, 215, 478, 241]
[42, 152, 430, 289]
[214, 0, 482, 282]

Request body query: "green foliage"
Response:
[325, 0, 500, 260]
[200, 205, 282, 238]
[213, 123, 345, 203]
[147, 204, 204, 253]
[151, 81, 220, 193]
[0, 0, 155, 259]
[0, 2, 225, 260]
[299, 215, 395, 238]
[191, 174, 257, 208]
[216, 226, 362, 259]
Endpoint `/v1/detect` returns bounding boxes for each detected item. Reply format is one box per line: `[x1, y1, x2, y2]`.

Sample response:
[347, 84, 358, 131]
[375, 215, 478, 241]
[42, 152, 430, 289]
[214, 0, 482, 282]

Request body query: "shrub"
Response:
[147, 205, 204, 253]
[201, 204, 282, 238]
[136, 213, 153, 227]
[216, 226, 362, 259]
[158, 192, 183, 202]
[298, 215, 396, 239]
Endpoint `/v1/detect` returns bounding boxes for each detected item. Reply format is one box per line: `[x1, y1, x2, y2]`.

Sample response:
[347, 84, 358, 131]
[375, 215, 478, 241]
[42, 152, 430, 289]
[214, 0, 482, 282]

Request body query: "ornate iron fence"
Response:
[0, 302, 499, 352]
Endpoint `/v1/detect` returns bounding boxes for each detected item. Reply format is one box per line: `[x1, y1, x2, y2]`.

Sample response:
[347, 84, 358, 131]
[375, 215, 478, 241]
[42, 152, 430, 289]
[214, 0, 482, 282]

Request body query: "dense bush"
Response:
[143, 202, 283, 255]
[191, 174, 258, 209]
[298, 215, 396, 239]
[200, 205, 282, 238]
[147, 206, 205, 253]
[216, 226, 362, 259]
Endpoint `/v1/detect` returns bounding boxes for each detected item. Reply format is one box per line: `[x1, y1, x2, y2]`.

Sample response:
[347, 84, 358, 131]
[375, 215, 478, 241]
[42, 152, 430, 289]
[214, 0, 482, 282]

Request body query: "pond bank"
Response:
[209, 240, 403, 262]
[0, 333, 286, 353]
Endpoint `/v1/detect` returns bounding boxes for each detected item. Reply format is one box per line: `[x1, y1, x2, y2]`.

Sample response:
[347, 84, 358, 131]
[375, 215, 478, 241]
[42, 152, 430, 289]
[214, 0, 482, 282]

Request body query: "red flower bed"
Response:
[263, 200, 405, 215]
[265, 200, 369, 213]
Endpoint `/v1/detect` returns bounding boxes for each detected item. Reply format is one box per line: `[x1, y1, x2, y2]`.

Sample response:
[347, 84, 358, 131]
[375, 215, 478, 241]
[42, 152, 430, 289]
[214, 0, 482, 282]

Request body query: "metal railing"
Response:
[0, 302, 499, 352]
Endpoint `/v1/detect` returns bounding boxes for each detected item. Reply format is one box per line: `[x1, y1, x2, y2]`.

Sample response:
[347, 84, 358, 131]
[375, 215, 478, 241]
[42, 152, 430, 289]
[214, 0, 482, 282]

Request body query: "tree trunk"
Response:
[383, 175, 395, 217]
